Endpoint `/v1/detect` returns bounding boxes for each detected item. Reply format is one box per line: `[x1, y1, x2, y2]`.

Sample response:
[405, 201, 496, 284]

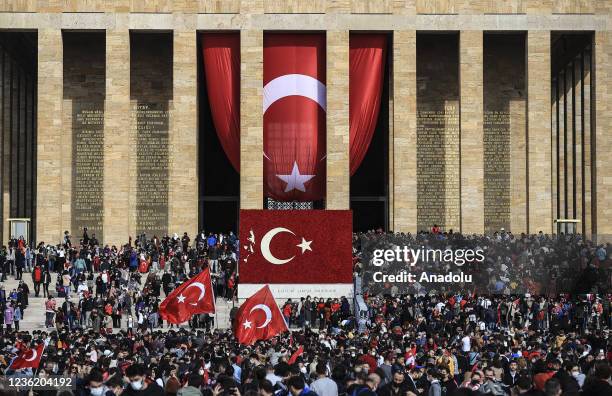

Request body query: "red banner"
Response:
[239, 210, 352, 284]
[350, 34, 387, 175]
[263, 34, 326, 201]
[202, 33, 240, 171]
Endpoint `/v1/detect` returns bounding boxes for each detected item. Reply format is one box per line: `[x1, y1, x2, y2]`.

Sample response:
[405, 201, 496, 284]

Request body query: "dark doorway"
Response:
[0, 32, 37, 243]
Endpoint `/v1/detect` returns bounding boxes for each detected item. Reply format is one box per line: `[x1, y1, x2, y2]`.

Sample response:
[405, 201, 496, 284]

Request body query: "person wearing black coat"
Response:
[502, 360, 519, 388]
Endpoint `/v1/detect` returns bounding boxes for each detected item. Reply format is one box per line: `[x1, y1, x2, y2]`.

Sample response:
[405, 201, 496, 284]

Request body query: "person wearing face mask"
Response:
[568, 363, 585, 388]
[124, 364, 164, 396]
[88, 368, 109, 396]
[377, 368, 409, 396]
[551, 361, 580, 395]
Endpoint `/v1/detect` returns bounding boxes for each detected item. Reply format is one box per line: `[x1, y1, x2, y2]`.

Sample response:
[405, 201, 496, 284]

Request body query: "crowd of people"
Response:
[0, 229, 239, 332]
[0, 229, 610, 396]
[357, 231, 612, 295]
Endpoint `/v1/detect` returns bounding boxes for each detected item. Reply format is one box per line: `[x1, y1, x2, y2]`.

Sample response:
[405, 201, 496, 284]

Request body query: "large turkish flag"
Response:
[239, 210, 353, 284]
[264, 34, 326, 201]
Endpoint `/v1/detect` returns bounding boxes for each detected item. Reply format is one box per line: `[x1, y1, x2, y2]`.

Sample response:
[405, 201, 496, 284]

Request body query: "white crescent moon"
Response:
[260, 227, 295, 265]
[185, 282, 206, 306]
[250, 304, 272, 328]
[263, 74, 327, 114]
[25, 349, 38, 362]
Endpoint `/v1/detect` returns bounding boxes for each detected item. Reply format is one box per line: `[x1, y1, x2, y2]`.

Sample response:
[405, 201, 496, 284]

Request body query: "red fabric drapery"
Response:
[349, 34, 387, 176]
[202, 33, 240, 171]
[263, 34, 326, 201]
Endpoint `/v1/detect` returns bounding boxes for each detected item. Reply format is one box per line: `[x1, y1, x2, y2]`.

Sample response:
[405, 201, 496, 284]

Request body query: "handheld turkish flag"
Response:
[10, 343, 44, 370]
[234, 285, 288, 345]
[288, 345, 304, 364]
[159, 267, 215, 324]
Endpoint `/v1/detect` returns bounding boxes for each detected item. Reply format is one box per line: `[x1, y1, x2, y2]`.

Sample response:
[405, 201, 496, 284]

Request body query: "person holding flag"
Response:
[159, 267, 215, 325]
[8, 343, 45, 371]
[233, 285, 289, 345]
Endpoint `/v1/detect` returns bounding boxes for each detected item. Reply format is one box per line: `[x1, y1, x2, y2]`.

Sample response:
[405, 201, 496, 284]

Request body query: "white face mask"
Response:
[299, 367, 307, 374]
[130, 380, 144, 390]
[571, 371, 580, 378]
[91, 386, 105, 396]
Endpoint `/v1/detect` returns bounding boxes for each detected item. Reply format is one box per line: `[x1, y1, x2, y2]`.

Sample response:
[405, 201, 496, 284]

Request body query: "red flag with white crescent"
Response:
[239, 209, 353, 284]
[264, 33, 326, 201]
[159, 267, 215, 324]
[10, 343, 44, 370]
[234, 285, 288, 345]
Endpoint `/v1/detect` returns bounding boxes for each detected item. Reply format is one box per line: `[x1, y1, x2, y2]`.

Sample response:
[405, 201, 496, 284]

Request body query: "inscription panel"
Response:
[132, 103, 169, 238]
[72, 102, 104, 241]
[484, 109, 511, 231]
[416, 105, 460, 231]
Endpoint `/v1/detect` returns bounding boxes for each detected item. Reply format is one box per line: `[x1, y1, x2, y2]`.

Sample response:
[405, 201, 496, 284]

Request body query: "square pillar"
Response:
[583, 50, 592, 237]
[326, 30, 350, 210]
[36, 29, 63, 244]
[527, 31, 552, 233]
[392, 30, 417, 233]
[104, 28, 131, 245]
[594, 31, 612, 241]
[169, 26, 198, 237]
[240, 29, 263, 209]
[460, 30, 484, 234]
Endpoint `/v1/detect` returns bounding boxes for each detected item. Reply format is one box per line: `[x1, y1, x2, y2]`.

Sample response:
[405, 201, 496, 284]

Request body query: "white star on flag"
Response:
[177, 294, 186, 303]
[276, 162, 315, 192]
[243, 320, 252, 329]
[296, 238, 313, 254]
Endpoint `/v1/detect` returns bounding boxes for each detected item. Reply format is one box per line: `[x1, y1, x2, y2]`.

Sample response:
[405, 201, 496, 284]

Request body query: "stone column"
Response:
[459, 30, 484, 234]
[104, 27, 131, 245]
[392, 30, 417, 233]
[2, 52, 11, 242]
[565, 64, 575, 220]
[169, 23, 198, 237]
[583, 49, 592, 237]
[509, 99, 527, 232]
[558, 71, 566, 220]
[573, 58, 583, 228]
[326, 30, 350, 210]
[594, 31, 612, 242]
[36, 29, 63, 244]
[551, 78, 558, 223]
[240, 29, 263, 209]
[527, 31, 552, 233]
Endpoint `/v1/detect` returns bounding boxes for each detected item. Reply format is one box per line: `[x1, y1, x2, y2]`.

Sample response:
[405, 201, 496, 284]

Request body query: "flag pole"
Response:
[29, 344, 45, 395]
[29, 365, 41, 394]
